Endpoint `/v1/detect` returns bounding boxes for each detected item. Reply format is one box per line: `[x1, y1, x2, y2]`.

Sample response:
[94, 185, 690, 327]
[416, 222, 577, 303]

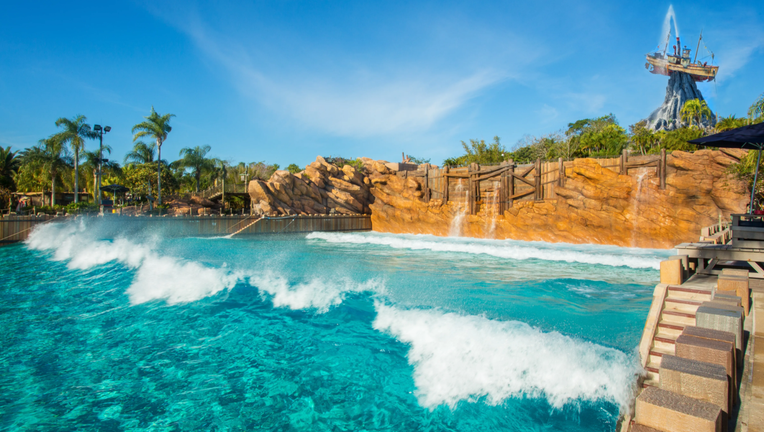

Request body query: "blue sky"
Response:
[1, 1, 763, 168]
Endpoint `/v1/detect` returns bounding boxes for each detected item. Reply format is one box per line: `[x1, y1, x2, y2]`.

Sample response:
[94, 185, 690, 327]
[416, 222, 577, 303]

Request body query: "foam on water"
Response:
[308, 231, 668, 269]
[249, 273, 384, 312]
[26, 221, 380, 310]
[373, 303, 639, 410]
[16, 219, 653, 428]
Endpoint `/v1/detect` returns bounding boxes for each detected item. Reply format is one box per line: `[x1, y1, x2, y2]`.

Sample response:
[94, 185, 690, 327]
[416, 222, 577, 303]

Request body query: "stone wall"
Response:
[250, 150, 749, 249]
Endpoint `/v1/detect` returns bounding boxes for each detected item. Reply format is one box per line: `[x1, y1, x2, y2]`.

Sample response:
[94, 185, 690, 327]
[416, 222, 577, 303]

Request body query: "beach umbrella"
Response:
[689, 122, 764, 213]
[100, 184, 129, 194]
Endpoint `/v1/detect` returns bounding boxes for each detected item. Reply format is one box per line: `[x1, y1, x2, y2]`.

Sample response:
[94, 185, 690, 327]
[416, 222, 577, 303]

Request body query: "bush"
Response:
[324, 157, 365, 173]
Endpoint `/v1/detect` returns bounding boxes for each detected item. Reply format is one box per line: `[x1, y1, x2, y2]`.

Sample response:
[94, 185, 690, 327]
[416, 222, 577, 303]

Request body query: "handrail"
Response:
[192, 183, 249, 199]
[227, 214, 257, 233]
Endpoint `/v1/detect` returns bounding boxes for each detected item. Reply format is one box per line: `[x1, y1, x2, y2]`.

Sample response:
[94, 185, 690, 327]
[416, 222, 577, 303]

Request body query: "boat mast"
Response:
[694, 31, 702, 63]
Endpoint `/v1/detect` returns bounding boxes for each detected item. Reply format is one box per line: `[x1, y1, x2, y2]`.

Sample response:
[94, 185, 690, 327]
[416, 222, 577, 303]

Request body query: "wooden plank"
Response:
[535, 159, 542, 201]
[621, 149, 627, 174]
[510, 189, 535, 200]
[444, 167, 449, 203]
[558, 157, 565, 188]
[660, 148, 667, 190]
[507, 160, 514, 209]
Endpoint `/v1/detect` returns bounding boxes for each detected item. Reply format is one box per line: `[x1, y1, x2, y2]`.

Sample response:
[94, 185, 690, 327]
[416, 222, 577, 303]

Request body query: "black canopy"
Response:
[101, 184, 129, 194]
[688, 121, 764, 149]
[689, 122, 764, 213]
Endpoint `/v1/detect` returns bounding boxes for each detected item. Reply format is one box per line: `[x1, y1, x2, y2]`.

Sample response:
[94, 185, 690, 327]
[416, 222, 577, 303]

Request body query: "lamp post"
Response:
[240, 172, 249, 214]
[93, 124, 111, 204]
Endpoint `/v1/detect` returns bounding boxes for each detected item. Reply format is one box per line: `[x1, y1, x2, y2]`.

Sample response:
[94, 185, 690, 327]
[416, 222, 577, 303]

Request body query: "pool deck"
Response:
[622, 226, 764, 432]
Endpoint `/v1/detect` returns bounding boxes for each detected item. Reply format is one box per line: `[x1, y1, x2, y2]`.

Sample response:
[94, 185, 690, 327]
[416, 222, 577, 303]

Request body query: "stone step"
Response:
[649, 346, 675, 365]
[667, 285, 714, 302]
[658, 320, 685, 337]
[635, 386, 722, 432]
[641, 379, 659, 389]
[654, 330, 679, 351]
[661, 308, 697, 326]
[665, 297, 703, 313]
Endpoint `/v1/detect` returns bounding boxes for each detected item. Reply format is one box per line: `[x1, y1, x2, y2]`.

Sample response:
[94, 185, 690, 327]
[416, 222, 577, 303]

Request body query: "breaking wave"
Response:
[307, 232, 666, 269]
[373, 303, 639, 410]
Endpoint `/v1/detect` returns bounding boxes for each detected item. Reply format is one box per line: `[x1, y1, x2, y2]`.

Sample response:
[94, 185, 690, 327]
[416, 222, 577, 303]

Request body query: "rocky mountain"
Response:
[646, 72, 715, 131]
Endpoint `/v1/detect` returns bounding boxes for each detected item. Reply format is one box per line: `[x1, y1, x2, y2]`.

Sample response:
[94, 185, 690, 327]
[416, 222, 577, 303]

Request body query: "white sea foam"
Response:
[307, 232, 666, 269]
[26, 220, 381, 310]
[27, 220, 240, 305]
[373, 303, 639, 410]
[249, 273, 383, 313]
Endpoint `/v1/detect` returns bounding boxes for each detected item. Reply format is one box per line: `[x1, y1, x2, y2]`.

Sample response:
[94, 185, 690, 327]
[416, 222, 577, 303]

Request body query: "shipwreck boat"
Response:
[645, 32, 718, 82]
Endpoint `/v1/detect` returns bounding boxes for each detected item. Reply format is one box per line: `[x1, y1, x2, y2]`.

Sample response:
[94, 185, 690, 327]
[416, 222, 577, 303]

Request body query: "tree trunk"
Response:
[74, 151, 79, 204]
[157, 138, 162, 206]
[51, 175, 56, 207]
[196, 174, 200, 192]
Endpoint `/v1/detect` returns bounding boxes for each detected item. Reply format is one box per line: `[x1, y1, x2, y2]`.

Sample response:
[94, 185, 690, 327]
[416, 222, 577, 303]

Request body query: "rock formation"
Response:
[646, 72, 715, 131]
[248, 156, 374, 216]
[249, 151, 748, 249]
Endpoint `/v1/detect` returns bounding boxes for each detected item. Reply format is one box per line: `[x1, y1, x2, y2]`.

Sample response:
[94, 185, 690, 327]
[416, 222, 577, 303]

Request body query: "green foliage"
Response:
[716, 115, 749, 132]
[648, 127, 705, 153]
[176, 145, 215, 192]
[442, 156, 467, 167]
[286, 163, 301, 174]
[408, 156, 431, 164]
[459, 136, 508, 165]
[65, 201, 99, 213]
[122, 162, 178, 198]
[0, 146, 20, 190]
[324, 157, 364, 172]
[680, 99, 712, 128]
[749, 93, 764, 124]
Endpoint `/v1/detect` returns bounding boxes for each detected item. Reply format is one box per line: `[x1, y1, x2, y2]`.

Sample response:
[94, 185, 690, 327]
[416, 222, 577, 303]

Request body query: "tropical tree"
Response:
[0, 146, 20, 189]
[176, 145, 215, 192]
[21, 138, 72, 206]
[52, 115, 97, 203]
[124, 141, 156, 166]
[629, 121, 659, 155]
[286, 163, 301, 174]
[749, 93, 764, 124]
[132, 107, 174, 205]
[680, 99, 713, 128]
[82, 147, 121, 199]
[715, 115, 749, 132]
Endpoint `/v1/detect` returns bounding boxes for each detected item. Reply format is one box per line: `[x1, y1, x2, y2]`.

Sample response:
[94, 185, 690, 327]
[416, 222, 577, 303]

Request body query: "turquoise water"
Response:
[0, 220, 672, 431]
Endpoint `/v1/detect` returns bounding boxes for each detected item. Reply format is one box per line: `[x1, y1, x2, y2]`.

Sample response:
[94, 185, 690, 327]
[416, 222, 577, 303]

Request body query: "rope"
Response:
[0, 215, 59, 242]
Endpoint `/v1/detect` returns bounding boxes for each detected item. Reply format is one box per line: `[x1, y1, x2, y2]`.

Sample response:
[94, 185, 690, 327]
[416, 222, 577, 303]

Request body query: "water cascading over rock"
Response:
[645, 72, 715, 131]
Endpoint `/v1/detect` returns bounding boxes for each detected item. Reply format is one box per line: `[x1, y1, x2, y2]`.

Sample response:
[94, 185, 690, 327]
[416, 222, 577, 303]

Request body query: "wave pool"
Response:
[0, 219, 673, 431]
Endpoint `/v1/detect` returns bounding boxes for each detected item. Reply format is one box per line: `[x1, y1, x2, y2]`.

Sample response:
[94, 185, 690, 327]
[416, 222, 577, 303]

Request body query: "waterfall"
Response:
[485, 181, 500, 239]
[449, 180, 468, 237]
[629, 171, 649, 247]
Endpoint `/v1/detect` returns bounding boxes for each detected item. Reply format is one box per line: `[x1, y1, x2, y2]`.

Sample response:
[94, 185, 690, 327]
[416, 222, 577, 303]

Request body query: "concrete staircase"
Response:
[643, 286, 713, 387]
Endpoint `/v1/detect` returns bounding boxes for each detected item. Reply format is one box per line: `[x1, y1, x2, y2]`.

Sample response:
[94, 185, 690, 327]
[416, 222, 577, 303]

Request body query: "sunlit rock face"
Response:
[250, 150, 748, 249]
[366, 150, 749, 249]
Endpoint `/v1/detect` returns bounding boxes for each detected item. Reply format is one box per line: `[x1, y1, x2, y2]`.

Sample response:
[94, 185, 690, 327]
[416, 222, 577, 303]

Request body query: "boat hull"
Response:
[645, 55, 718, 82]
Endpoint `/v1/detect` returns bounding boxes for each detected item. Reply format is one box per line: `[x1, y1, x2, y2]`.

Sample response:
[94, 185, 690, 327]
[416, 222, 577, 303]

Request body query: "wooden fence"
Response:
[399, 149, 667, 215]
[0, 215, 60, 244]
[0, 214, 371, 244]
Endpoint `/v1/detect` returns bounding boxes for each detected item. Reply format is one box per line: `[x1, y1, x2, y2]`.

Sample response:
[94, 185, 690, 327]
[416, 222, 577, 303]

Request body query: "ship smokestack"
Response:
[676, 37, 680, 55]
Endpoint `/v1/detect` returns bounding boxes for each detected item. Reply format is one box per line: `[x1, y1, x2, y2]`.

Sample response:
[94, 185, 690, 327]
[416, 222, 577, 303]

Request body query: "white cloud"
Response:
[175, 14, 524, 138]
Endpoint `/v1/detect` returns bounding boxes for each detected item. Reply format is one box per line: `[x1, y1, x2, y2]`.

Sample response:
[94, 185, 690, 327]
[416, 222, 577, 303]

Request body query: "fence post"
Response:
[558, 157, 564, 188]
[424, 164, 430, 203]
[444, 166, 449, 204]
[535, 159, 542, 201]
[660, 148, 667, 190]
[508, 160, 514, 209]
[621, 149, 628, 174]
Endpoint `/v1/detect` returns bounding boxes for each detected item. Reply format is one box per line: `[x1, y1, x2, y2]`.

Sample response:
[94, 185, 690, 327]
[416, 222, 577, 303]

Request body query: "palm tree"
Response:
[52, 115, 97, 203]
[132, 107, 174, 205]
[749, 93, 764, 125]
[82, 147, 115, 199]
[124, 141, 156, 166]
[177, 145, 215, 192]
[0, 146, 20, 189]
[22, 138, 72, 206]
[715, 115, 748, 132]
[681, 99, 712, 128]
